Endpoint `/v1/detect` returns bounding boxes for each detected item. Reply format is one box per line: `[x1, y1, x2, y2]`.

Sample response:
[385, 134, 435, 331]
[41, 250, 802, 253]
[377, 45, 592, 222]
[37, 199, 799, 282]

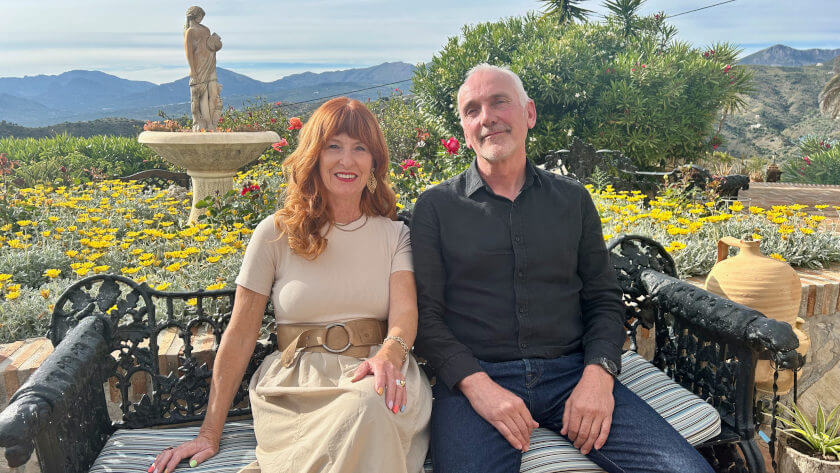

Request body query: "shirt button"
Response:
[518, 306, 526, 314]
[517, 270, 524, 278]
[520, 343, 528, 349]
[514, 235, 522, 243]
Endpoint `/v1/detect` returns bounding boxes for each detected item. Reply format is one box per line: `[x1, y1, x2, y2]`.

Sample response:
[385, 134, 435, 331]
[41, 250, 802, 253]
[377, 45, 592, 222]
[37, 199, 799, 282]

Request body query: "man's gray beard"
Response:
[476, 147, 510, 163]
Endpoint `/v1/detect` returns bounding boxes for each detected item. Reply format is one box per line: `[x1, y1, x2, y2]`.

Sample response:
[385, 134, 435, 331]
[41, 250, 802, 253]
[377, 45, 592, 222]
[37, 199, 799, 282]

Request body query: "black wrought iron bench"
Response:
[0, 235, 800, 473]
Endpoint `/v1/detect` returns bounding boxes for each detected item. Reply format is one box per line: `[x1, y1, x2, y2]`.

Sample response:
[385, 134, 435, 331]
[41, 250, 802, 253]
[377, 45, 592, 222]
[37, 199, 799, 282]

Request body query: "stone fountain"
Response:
[138, 6, 279, 223]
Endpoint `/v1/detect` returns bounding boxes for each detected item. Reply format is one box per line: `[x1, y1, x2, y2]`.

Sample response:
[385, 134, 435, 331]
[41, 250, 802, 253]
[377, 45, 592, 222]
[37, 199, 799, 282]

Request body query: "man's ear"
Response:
[526, 99, 537, 129]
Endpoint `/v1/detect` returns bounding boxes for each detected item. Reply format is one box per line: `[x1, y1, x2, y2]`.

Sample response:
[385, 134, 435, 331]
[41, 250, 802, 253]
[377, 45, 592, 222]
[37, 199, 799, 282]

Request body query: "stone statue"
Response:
[184, 6, 223, 131]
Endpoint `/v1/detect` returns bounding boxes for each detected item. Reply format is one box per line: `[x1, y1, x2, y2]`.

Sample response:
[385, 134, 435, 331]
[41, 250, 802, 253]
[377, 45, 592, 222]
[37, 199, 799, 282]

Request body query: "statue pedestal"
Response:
[137, 131, 280, 224]
[187, 170, 237, 223]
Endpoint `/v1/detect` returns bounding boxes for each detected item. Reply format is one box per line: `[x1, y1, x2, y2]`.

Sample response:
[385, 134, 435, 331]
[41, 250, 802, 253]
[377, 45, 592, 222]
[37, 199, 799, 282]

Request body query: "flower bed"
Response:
[591, 185, 840, 276]
[2, 169, 839, 344]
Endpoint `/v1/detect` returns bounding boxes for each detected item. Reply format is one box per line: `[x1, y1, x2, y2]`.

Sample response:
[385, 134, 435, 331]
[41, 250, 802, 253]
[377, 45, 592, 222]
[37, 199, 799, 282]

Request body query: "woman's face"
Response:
[318, 133, 374, 207]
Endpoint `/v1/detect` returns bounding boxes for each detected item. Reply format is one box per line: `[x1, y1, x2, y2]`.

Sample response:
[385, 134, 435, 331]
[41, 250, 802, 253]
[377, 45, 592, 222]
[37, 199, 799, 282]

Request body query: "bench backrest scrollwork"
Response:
[50, 275, 277, 430]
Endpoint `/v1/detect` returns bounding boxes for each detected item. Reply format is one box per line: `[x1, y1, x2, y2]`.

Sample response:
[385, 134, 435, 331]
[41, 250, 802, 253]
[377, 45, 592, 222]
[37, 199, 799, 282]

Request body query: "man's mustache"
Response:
[480, 127, 511, 140]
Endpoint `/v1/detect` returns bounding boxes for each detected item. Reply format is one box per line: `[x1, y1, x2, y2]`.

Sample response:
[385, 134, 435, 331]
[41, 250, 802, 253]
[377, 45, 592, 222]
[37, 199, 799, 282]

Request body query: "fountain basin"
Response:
[138, 130, 280, 223]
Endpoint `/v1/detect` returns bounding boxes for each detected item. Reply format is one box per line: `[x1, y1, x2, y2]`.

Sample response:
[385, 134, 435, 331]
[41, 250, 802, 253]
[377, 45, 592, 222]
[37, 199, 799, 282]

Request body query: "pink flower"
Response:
[441, 137, 460, 155]
[400, 159, 420, 176]
[288, 117, 303, 130]
[270, 118, 277, 124]
[802, 156, 812, 165]
[641, 64, 646, 68]
[275, 101, 282, 106]
[713, 144, 718, 150]
[271, 139, 289, 152]
[723, 65, 731, 73]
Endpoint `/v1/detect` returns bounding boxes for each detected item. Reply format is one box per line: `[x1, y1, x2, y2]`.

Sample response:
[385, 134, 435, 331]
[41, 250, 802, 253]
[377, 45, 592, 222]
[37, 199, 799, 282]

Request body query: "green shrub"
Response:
[783, 136, 840, 185]
[412, 12, 751, 169]
[0, 133, 170, 185]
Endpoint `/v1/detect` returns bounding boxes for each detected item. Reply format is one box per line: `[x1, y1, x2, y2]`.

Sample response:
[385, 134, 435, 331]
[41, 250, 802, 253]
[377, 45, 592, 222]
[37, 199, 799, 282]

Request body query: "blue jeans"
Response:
[430, 353, 714, 473]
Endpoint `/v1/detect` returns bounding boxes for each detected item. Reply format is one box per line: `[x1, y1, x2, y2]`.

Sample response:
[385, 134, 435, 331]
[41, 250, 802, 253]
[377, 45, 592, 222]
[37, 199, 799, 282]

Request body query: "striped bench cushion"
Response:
[89, 352, 720, 473]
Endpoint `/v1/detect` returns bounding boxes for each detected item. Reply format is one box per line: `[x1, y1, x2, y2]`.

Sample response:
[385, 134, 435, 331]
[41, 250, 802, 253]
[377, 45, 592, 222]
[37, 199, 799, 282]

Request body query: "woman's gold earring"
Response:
[366, 173, 377, 193]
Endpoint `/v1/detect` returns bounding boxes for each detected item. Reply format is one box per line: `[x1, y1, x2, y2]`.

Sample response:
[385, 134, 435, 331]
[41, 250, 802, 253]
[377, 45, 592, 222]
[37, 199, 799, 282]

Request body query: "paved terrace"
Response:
[739, 182, 840, 230]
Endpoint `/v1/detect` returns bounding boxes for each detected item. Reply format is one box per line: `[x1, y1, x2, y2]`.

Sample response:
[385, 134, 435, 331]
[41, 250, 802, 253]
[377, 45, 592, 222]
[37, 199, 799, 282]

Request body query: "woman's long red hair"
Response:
[275, 97, 396, 259]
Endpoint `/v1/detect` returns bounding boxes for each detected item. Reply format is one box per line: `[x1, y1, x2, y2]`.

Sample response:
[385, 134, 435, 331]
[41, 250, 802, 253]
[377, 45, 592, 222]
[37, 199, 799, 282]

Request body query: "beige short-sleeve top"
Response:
[235, 214, 413, 324]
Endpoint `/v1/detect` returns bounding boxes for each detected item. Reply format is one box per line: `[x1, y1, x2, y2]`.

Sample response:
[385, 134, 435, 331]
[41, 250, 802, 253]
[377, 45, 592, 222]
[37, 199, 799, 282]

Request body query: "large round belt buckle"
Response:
[322, 323, 352, 353]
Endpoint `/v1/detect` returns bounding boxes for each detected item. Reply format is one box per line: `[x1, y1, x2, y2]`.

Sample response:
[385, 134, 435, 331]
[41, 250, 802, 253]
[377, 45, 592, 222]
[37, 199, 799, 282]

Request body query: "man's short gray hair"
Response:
[457, 63, 530, 109]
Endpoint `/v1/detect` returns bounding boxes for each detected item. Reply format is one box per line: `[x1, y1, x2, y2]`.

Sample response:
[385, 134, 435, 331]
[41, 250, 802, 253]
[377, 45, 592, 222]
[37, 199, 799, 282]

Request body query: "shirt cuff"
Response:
[436, 350, 483, 391]
[583, 341, 623, 376]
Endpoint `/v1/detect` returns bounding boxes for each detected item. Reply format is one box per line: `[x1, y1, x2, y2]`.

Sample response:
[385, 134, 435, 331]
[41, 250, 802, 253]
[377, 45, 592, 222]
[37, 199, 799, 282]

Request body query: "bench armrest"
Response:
[0, 315, 114, 471]
[640, 269, 800, 364]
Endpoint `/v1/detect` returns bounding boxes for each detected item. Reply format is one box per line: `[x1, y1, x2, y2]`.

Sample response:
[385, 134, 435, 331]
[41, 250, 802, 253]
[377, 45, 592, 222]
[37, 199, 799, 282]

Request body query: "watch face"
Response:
[601, 359, 618, 376]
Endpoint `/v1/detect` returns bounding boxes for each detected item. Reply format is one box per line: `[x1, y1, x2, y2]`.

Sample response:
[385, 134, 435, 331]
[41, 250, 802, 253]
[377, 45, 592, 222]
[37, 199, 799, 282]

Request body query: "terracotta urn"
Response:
[704, 237, 810, 394]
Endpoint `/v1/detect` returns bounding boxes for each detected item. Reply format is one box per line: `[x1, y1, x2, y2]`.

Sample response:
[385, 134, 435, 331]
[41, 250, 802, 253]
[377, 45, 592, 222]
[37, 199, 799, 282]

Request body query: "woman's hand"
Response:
[149, 432, 219, 473]
[351, 350, 406, 414]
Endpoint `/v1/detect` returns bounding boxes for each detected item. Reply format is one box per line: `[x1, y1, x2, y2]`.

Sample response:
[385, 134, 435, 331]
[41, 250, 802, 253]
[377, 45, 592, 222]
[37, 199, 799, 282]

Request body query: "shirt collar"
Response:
[465, 158, 542, 197]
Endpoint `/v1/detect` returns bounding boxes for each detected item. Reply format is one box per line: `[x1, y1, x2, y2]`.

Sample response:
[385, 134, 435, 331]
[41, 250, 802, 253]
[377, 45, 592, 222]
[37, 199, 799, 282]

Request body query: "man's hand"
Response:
[458, 372, 539, 452]
[561, 364, 615, 454]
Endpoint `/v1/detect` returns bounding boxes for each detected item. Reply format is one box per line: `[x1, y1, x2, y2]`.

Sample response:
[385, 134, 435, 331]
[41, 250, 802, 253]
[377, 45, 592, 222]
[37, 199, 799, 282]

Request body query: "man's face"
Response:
[457, 70, 536, 163]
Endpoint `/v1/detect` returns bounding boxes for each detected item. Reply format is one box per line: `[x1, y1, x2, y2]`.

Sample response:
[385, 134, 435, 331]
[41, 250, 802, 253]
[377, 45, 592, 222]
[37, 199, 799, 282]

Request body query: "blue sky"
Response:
[2, 0, 839, 84]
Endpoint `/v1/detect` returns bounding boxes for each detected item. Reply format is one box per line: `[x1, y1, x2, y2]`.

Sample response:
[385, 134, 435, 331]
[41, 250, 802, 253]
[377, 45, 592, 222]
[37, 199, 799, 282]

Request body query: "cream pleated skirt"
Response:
[238, 346, 432, 473]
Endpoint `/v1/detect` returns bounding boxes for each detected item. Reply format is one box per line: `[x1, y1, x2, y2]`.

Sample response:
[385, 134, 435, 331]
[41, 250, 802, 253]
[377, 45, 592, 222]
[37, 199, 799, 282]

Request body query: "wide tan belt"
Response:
[276, 319, 388, 367]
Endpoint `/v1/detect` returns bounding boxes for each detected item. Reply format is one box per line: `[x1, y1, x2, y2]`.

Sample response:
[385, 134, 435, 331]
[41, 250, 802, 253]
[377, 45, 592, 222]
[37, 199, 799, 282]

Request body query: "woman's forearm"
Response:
[199, 286, 267, 441]
[381, 271, 418, 367]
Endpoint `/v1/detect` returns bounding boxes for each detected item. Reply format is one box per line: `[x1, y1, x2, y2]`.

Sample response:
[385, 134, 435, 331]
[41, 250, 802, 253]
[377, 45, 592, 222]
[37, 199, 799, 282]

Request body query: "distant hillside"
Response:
[0, 62, 415, 127]
[0, 118, 145, 139]
[719, 64, 840, 158]
[740, 44, 840, 67]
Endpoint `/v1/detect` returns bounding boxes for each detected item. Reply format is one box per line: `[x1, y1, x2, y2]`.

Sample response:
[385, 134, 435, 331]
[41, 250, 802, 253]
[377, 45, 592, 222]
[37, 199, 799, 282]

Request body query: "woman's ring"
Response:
[395, 379, 406, 387]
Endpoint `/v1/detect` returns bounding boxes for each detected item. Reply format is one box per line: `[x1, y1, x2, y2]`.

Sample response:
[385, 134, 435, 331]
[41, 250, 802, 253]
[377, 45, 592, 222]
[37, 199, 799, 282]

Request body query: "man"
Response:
[411, 64, 713, 473]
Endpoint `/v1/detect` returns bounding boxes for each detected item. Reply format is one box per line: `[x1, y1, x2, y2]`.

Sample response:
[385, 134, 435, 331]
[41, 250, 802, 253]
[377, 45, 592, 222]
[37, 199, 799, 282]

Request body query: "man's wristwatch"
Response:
[594, 356, 619, 377]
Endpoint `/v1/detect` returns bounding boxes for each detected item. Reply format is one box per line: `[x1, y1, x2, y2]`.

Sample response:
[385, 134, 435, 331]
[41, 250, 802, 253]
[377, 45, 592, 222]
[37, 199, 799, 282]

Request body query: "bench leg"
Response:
[738, 439, 766, 473]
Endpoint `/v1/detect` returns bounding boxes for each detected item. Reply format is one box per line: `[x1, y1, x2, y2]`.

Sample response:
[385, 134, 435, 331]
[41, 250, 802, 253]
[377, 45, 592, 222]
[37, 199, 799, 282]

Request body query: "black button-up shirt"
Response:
[411, 159, 625, 390]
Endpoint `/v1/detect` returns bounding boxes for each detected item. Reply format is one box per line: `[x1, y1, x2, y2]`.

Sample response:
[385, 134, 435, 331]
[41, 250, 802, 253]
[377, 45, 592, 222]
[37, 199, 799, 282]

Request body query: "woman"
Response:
[150, 97, 432, 473]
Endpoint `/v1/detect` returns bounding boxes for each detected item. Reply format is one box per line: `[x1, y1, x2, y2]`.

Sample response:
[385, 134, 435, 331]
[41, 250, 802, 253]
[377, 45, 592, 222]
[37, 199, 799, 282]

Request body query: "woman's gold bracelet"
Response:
[383, 335, 409, 363]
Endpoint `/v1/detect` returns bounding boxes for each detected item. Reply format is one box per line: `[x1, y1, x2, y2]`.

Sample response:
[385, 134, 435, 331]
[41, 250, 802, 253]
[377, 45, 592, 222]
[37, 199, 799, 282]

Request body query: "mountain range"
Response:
[0, 62, 415, 127]
[739, 44, 840, 67]
[2, 44, 839, 158]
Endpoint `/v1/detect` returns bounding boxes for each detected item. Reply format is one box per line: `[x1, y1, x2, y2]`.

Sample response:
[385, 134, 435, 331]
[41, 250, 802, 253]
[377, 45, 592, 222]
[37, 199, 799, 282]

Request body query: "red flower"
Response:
[270, 118, 277, 124]
[218, 117, 223, 124]
[723, 64, 731, 73]
[803, 156, 812, 165]
[288, 117, 303, 130]
[631, 68, 636, 72]
[400, 159, 419, 170]
[275, 101, 282, 106]
[400, 159, 420, 176]
[641, 64, 646, 68]
[712, 144, 718, 150]
[271, 139, 289, 152]
[441, 137, 460, 155]
[241, 183, 261, 196]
